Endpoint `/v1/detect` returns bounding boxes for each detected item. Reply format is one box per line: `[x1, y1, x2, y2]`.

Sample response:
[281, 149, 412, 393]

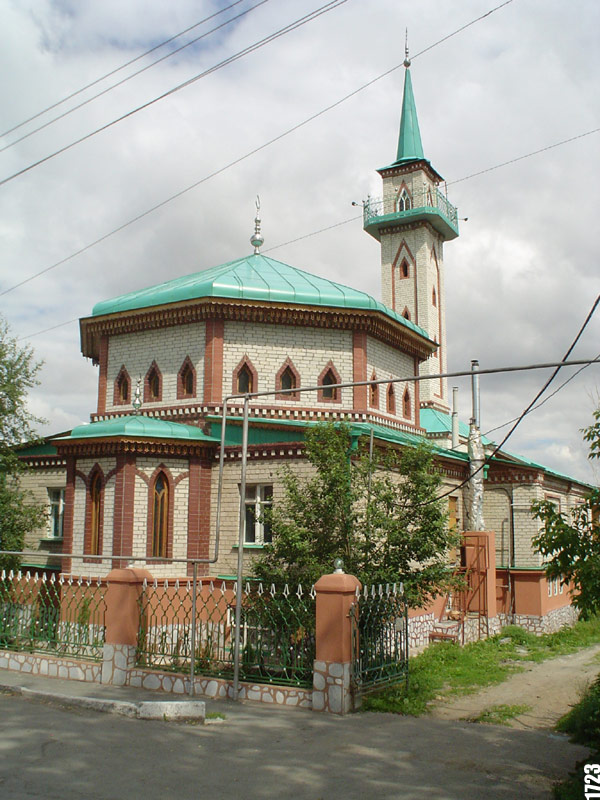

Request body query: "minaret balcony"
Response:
[363, 187, 459, 242]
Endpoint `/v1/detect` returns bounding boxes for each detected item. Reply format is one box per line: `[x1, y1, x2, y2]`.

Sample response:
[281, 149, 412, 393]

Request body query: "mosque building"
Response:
[19, 61, 590, 640]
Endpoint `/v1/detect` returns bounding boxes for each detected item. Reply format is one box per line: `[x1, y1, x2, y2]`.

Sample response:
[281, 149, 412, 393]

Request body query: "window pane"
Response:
[245, 505, 256, 543]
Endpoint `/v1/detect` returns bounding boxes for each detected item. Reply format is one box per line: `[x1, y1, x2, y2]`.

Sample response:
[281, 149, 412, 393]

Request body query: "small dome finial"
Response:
[404, 28, 411, 68]
[250, 195, 264, 254]
[132, 377, 142, 412]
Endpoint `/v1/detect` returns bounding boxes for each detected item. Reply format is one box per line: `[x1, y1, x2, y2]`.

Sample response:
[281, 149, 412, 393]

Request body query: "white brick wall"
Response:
[366, 335, 415, 421]
[106, 323, 205, 411]
[222, 321, 354, 408]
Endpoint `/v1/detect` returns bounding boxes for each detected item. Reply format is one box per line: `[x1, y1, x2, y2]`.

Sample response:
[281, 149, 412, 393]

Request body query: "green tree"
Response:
[0, 316, 46, 568]
[252, 422, 459, 606]
[532, 409, 600, 620]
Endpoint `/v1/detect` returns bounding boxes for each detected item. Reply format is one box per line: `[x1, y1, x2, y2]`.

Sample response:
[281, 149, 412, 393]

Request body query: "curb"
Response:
[1, 683, 206, 722]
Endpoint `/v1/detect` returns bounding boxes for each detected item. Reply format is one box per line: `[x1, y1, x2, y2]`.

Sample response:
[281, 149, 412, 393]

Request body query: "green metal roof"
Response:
[395, 68, 424, 164]
[58, 415, 220, 443]
[420, 408, 493, 446]
[91, 253, 430, 340]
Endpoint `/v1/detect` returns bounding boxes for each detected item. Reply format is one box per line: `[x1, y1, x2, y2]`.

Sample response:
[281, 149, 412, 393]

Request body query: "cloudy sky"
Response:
[1, 0, 599, 484]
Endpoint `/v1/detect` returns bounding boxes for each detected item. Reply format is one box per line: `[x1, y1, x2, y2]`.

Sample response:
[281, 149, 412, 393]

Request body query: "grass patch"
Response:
[205, 712, 227, 720]
[469, 703, 531, 726]
[552, 675, 600, 799]
[363, 615, 600, 716]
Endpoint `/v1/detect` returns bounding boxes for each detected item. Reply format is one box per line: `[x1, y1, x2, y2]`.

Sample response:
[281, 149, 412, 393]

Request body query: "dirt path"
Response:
[430, 643, 600, 730]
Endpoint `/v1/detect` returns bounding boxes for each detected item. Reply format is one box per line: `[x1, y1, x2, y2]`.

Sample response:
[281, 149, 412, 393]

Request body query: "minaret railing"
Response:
[363, 186, 458, 231]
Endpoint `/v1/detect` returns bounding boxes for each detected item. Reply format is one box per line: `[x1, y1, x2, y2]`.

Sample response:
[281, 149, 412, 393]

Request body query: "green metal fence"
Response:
[136, 579, 315, 688]
[350, 584, 409, 692]
[0, 570, 107, 661]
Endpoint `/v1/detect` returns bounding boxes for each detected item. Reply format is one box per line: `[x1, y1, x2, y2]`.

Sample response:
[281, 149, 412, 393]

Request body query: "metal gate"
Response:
[349, 584, 409, 692]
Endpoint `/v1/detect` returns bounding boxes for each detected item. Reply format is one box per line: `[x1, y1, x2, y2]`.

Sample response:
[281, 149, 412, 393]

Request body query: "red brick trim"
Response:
[112, 452, 136, 567]
[177, 355, 197, 400]
[146, 465, 175, 561]
[232, 354, 258, 396]
[204, 319, 224, 404]
[392, 240, 417, 323]
[144, 360, 162, 404]
[352, 331, 367, 411]
[413, 356, 420, 425]
[275, 357, 301, 401]
[113, 364, 131, 406]
[187, 456, 212, 576]
[62, 457, 76, 573]
[317, 361, 342, 404]
[97, 335, 108, 415]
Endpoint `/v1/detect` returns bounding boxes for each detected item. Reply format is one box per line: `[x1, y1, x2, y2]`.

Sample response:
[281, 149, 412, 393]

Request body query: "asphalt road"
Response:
[0, 688, 589, 800]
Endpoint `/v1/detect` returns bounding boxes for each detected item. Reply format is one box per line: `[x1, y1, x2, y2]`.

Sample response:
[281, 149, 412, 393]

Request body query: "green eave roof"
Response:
[208, 415, 469, 464]
[58, 415, 220, 443]
[91, 253, 430, 340]
[420, 408, 494, 446]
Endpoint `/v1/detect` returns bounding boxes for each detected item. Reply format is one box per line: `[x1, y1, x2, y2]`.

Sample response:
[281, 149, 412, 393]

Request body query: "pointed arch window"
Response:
[233, 356, 258, 396]
[276, 358, 300, 400]
[114, 365, 131, 406]
[144, 362, 162, 403]
[403, 387, 411, 420]
[152, 472, 169, 559]
[318, 362, 342, 403]
[177, 356, 196, 399]
[238, 364, 253, 394]
[400, 259, 410, 279]
[387, 383, 396, 415]
[396, 188, 412, 212]
[369, 372, 379, 408]
[86, 469, 103, 558]
[402, 306, 411, 320]
[432, 287, 437, 307]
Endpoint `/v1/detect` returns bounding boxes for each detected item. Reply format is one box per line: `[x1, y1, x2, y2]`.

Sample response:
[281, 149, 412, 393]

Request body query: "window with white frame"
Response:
[48, 489, 65, 538]
[242, 485, 273, 545]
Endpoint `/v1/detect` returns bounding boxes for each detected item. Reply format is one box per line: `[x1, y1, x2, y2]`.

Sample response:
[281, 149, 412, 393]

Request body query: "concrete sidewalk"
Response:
[0, 667, 591, 799]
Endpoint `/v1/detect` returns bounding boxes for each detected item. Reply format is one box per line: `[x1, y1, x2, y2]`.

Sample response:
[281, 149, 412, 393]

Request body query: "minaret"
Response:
[363, 53, 458, 413]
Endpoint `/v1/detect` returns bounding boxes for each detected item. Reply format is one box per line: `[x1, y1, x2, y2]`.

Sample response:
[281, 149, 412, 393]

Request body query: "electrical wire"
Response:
[482, 358, 597, 437]
[0, 0, 348, 188]
[427, 294, 600, 505]
[0, 0, 274, 154]
[0, 0, 248, 139]
[0, 1, 528, 300]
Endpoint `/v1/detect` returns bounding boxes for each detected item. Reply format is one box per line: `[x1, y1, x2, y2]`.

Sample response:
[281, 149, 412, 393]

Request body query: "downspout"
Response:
[451, 386, 459, 449]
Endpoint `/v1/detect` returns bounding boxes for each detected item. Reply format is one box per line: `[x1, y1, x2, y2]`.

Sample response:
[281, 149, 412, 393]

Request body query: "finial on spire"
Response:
[250, 194, 264, 254]
[132, 377, 142, 412]
[404, 28, 411, 68]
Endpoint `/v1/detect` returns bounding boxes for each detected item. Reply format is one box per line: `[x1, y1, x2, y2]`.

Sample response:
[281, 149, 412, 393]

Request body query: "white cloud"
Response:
[1, 0, 599, 483]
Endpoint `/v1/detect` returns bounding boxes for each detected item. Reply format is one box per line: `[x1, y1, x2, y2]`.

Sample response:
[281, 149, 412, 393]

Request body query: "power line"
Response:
[0, 0, 348, 188]
[0, 1, 522, 300]
[482, 359, 597, 437]
[430, 294, 600, 504]
[0, 0, 248, 139]
[0, 0, 273, 154]
[448, 127, 600, 186]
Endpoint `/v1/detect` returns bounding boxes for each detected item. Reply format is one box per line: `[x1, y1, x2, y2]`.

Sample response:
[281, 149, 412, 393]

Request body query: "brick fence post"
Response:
[312, 570, 361, 715]
[102, 568, 152, 686]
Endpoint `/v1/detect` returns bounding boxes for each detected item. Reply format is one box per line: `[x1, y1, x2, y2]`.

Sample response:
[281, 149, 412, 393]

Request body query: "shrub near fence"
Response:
[0, 570, 106, 661]
[136, 579, 316, 688]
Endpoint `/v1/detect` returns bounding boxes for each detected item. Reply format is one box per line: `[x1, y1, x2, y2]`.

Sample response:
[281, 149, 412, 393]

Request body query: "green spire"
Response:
[395, 66, 424, 164]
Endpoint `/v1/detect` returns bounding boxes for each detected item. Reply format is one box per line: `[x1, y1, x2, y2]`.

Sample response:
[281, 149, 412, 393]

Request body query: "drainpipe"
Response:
[451, 386, 459, 449]
[467, 360, 484, 531]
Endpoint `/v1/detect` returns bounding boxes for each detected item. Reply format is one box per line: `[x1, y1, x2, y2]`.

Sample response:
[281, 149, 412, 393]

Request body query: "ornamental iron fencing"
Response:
[136, 578, 316, 688]
[0, 569, 106, 661]
[349, 583, 409, 692]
